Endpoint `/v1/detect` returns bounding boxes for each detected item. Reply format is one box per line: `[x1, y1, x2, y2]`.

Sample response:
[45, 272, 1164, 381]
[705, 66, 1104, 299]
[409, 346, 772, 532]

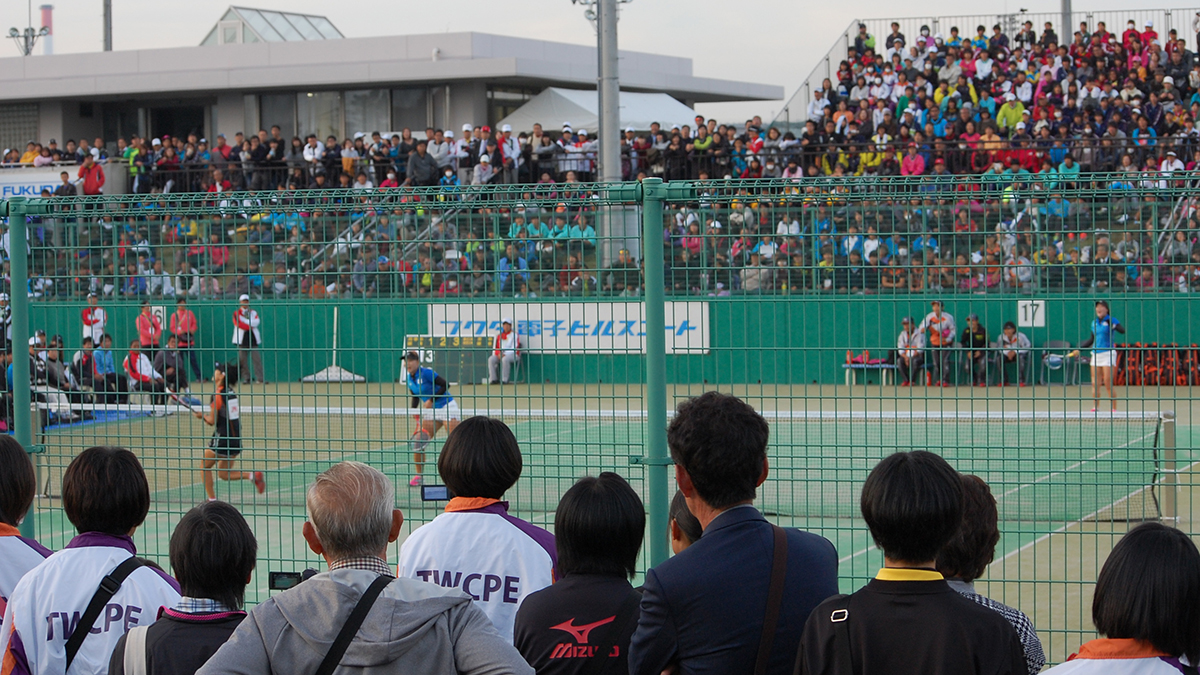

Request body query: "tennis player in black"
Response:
[196, 363, 265, 501]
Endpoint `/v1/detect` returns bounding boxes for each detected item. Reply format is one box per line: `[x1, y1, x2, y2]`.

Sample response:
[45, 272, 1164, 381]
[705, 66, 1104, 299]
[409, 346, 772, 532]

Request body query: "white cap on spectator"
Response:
[1146, 19, 1153, 26]
[710, 220, 722, 229]
[90, 148, 100, 158]
[670, 123, 680, 130]
[501, 124, 512, 132]
[354, 131, 365, 140]
[1164, 76, 1175, 85]
[1132, 108, 1143, 115]
[1004, 92, 1016, 101]
[199, 138, 207, 144]
[562, 122, 572, 130]
[239, 294, 250, 302]
[480, 154, 490, 163]
[502, 317, 512, 325]
[462, 123, 473, 132]
[1015, 122, 1026, 129]
[625, 127, 635, 133]
[0, 293, 8, 301]
[151, 138, 162, 145]
[1168, 150, 1178, 156]
[578, 129, 589, 136]
[445, 130, 454, 138]
[28, 337, 37, 346]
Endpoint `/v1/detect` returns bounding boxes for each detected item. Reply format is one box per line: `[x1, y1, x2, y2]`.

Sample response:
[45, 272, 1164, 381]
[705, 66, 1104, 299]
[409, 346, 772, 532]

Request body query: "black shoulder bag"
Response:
[752, 525, 790, 675]
[313, 575, 394, 675]
[64, 557, 147, 671]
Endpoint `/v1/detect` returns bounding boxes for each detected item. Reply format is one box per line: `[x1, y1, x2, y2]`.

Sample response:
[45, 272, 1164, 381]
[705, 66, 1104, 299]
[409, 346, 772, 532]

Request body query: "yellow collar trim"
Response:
[875, 568, 944, 581]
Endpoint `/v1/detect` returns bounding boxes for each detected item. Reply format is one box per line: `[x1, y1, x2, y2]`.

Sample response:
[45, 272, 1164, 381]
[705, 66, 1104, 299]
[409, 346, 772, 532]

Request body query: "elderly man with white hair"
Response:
[198, 461, 532, 675]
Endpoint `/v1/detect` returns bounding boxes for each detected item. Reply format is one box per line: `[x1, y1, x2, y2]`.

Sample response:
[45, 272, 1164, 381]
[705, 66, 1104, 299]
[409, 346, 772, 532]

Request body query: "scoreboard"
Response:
[404, 335, 491, 385]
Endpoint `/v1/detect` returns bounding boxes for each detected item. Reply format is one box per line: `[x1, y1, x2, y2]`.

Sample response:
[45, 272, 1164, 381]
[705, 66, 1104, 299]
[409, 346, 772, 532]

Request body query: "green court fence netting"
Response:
[2, 172, 1197, 664]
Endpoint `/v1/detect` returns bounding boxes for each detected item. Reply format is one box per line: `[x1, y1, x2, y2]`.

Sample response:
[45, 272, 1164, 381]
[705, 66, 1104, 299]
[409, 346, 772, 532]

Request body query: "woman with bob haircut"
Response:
[398, 416, 556, 642]
[1045, 522, 1200, 673]
[1, 446, 181, 675]
[0, 436, 52, 610]
[514, 472, 645, 674]
[109, 500, 257, 675]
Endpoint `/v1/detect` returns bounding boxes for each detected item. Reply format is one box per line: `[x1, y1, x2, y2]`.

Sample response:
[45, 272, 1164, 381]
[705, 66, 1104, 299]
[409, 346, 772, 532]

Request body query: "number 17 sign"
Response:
[1017, 300, 1045, 328]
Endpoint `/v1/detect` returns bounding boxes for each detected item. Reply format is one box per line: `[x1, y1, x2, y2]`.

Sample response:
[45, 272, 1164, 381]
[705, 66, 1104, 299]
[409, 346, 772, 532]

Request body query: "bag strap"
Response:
[313, 575, 393, 675]
[828, 594, 855, 675]
[579, 588, 642, 675]
[753, 525, 789, 675]
[65, 556, 146, 672]
[122, 625, 150, 675]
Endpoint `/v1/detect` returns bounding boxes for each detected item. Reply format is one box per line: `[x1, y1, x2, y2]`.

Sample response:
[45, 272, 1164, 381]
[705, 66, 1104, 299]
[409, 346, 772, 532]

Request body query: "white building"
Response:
[0, 6, 780, 152]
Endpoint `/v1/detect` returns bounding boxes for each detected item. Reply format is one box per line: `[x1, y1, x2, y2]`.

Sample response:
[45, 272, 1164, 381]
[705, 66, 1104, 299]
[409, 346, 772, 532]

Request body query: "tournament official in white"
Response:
[488, 318, 521, 385]
[81, 292, 107, 344]
[231, 295, 265, 385]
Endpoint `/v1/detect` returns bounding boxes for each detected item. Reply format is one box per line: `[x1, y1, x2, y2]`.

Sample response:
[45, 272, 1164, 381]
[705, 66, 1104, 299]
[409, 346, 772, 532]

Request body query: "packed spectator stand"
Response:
[3, 14, 1200, 300]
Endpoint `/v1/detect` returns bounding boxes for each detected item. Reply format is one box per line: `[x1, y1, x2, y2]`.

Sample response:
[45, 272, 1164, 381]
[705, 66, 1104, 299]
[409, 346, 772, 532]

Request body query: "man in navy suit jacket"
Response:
[628, 392, 839, 675]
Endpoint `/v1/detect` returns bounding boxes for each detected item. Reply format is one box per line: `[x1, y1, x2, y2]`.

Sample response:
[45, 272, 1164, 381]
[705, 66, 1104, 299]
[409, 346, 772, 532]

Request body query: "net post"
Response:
[641, 178, 670, 569]
[1162, 410, 1177, 521]
[6, 198, 36, 539]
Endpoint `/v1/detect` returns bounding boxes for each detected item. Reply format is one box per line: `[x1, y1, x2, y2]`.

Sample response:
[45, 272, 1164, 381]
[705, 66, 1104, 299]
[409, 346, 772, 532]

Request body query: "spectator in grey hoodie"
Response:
[196, 461, 532, 675]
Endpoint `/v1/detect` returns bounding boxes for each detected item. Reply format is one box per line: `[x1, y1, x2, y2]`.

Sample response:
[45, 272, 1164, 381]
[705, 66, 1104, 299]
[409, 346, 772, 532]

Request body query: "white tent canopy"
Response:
[498, 87, 696, 134]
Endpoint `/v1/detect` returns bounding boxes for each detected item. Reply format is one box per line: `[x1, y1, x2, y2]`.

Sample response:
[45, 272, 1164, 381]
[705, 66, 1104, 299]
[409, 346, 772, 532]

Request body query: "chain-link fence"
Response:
[3, 172, 1197, 664]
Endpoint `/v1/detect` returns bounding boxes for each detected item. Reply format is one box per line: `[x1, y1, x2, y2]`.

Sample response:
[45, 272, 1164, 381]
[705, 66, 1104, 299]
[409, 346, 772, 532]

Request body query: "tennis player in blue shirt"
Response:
[1072, 300, 1126, 412]
[403, 351, 460, 487]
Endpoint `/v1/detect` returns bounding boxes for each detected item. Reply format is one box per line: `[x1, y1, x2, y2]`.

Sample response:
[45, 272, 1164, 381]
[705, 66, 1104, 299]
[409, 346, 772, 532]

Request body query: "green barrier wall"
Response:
[30, 296, 1199, 385]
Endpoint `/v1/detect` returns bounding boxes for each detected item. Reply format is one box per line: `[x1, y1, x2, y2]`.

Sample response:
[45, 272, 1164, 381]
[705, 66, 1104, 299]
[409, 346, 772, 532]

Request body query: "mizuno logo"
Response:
[549, 615, 616, 644]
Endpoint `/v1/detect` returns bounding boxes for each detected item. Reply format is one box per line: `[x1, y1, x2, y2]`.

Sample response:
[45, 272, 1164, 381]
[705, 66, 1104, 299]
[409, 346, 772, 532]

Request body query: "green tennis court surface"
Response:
[27, 402, 1189, 605]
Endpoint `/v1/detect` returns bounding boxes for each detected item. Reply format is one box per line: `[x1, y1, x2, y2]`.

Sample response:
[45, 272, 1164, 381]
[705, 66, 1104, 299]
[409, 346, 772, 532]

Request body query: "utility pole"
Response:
[597, 0, 620, 183]
[1061, 0, 1071, 47]
[103, 0, 112, 51]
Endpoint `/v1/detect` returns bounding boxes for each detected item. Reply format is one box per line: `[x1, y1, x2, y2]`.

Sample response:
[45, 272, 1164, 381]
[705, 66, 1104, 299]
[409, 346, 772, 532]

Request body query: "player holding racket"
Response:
[1070, 300, 1126, 412]
[404, 351, 461, 487]
[195, 362, 265, 500]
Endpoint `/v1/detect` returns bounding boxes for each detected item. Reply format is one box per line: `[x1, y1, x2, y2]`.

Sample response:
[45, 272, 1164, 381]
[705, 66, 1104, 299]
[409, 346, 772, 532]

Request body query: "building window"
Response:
[243, 94, 259, 138]
[487, 87, 536, 128]
[391, 88, 428, 133]
[345, 89, 390, 137]
[219, 20, 242, 45]
[260, 94, 297, 140]
[297, 91, 342, 141]
[0, 104, 38, 157]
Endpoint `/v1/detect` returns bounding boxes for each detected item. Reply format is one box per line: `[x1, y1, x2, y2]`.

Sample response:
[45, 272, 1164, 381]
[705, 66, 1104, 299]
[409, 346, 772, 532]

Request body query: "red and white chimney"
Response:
[39, 5, 53, 55]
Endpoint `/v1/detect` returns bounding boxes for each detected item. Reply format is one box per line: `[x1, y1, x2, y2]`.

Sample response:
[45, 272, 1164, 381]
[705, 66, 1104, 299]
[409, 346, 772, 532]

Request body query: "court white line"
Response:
[996, 431, 1157, 501]
[997, 456, 1200, 565]
[837, 429, 1160, 566]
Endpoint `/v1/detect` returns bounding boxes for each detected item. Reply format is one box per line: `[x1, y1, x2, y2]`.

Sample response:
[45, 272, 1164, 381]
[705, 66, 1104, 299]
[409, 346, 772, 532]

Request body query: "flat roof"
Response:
[0, 32, 781, 104]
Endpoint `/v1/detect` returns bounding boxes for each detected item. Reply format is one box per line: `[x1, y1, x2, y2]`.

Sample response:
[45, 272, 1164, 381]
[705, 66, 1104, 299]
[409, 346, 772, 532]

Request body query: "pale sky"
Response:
[9, 0, 1200, 123]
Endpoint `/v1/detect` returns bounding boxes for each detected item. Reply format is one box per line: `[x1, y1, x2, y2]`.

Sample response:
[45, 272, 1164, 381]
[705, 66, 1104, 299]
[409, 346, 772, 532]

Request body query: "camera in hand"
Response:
[269, 569, 318, 590]
[421, 485, 452, 501]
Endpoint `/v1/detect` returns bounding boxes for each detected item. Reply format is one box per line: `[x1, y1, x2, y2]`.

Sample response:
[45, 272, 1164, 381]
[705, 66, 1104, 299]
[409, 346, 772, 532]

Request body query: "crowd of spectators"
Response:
[5, 394, 1198, 675]
[4, 173, 1199, 304]
[5, 17, 1200, 301]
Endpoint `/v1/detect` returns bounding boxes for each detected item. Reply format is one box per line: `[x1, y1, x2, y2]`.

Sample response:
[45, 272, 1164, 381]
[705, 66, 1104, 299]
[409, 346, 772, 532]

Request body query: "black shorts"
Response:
[210, 437, 243, 458]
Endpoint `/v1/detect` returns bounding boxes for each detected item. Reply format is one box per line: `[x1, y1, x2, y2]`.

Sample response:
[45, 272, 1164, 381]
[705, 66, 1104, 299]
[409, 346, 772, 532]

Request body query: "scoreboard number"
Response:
[1017, 300, 1045, 328]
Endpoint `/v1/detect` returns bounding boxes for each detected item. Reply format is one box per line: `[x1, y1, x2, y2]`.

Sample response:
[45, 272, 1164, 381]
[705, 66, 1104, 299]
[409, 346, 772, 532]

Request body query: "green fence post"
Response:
[7, 198, 36, 539]
[641, 178, 670, 568]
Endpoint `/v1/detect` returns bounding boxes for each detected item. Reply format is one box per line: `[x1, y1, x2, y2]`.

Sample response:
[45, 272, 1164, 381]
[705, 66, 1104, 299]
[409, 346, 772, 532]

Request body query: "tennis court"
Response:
[26, 381, 1197, 662]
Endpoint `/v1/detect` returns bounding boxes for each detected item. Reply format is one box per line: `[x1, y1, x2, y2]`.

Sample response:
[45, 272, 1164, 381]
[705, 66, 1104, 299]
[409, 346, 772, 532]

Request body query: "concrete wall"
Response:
[27, 296, 1200, 385]
[0, 32, 781, 105]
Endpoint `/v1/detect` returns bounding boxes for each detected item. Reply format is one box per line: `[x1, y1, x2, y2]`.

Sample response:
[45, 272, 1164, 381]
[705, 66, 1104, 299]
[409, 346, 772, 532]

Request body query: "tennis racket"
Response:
[164, 386, 200, 413]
